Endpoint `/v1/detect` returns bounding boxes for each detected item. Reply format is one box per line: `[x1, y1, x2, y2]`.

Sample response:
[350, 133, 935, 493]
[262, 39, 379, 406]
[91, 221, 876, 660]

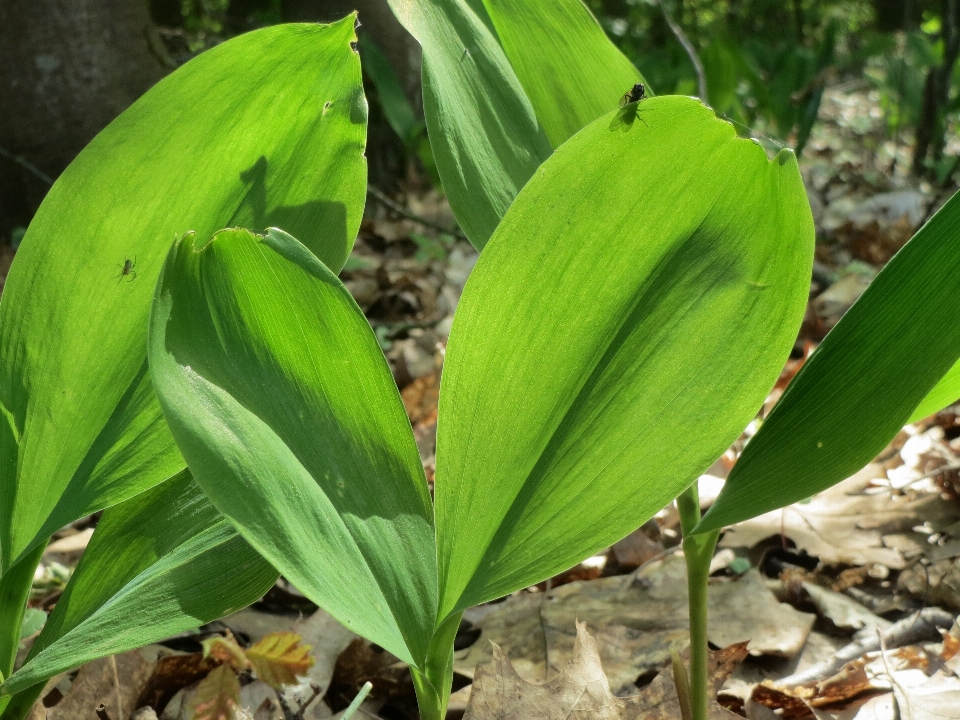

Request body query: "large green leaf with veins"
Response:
[0, 472, 277, 706]
[435, 97, 814, 618]
[481, 0, 647, 147]
[383, 0, 552, 249]
[0, 17, 367, 577]
[147, 228, 436, 668]
[697, 190, 960, 533]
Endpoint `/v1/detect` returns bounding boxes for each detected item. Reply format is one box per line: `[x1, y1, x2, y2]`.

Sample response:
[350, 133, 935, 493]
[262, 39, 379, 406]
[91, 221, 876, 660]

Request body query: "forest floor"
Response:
[7, 84, 960, 720]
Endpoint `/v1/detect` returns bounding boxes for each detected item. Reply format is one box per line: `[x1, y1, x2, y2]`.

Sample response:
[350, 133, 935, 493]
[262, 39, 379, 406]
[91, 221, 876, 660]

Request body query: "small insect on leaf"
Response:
[619, 83, 646, 107]
[113, 256, 138, 283]
[201, 630, 249, 672]
[246, 631, 315, 689]
[188, 664, 241, 720]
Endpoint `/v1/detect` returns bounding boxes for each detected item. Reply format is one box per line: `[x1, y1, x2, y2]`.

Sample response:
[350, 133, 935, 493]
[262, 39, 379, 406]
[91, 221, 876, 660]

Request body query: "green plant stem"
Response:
[0, 545, 46, 683]
[341, 681, 373, 720]
[411, 611, 462, 720]
[0, 681, 44, 719]
[677, 484, 720, 720]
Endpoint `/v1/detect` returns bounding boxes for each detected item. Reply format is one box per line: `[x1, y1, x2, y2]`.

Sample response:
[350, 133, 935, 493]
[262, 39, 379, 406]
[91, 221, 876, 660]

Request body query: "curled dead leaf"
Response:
[201, 631, 249, 673]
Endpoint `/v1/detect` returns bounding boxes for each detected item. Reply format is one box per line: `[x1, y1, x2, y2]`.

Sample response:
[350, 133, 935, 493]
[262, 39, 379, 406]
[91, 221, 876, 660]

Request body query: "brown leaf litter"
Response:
[455, 552, 815, 696]
[463, 621, 746, 720]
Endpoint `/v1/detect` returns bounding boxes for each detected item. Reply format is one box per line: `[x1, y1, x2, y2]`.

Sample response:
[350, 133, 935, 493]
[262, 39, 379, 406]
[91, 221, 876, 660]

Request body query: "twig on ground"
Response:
[657, 1, 707, 102]
[775, 607, 955, 687]
[904, 460, 960, 488]
[110, 654, 123, 720]
[367, 186, 467, 240]
[0, 146, 54, 186]
[876, 629, 904, 720]
[539, 577, 552, 681]
[95, 704, 114, 720]
[277, 682, 325, 720]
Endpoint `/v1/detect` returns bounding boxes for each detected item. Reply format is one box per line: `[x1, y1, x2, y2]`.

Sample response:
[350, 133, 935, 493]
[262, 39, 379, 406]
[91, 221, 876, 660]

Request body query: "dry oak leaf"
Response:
[201, 631, 250, 672]
[246, 632, 315, 689]
[188, 664, 242, 720]
[463, 621, 746, 720]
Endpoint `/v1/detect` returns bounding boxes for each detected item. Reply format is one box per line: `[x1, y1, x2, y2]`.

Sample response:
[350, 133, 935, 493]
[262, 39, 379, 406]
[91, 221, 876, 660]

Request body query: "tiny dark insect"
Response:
[619, 83, 646, 107]
[115, 256, 137, 283]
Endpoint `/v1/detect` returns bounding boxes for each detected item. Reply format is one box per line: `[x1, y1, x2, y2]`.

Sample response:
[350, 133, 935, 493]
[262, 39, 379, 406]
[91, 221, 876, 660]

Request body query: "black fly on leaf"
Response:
[619, 83, 645, 107]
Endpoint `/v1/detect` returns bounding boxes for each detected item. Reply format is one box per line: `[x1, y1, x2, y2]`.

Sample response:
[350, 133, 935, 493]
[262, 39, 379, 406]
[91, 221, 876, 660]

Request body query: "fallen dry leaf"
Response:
[720, 465, 957, 569]
[801, 583, 891, 633]
[463, 622, 745, 719]
[188, 664, 241, 720]
[45, 650, 155, 720]
[246, 632, 314, 690]
[136, 653, 220, 715]
[202, 631, 249, 673]
[456, 553, 814, 694]
[280, 607, 358, 714]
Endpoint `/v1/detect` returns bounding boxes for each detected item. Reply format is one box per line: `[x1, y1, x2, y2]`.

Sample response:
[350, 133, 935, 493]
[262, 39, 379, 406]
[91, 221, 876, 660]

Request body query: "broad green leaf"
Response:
[0, 471, 277, 697]
[435, 97, 814, 618]
[148, 228, 436, 667]
[0, 17, 367, 575]
[909, 357, 960, 422]
[481, 0, 646, 147]
[383, 0, 552, 248]
[696, 190, 960, 534]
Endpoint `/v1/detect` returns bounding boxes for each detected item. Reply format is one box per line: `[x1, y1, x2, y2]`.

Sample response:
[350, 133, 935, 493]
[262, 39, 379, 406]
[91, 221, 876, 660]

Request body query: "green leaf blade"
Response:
[0, 18, 367, 575]
[435, 97, 814, 617]
[481, 0, 646, 147]
[909, 356, 960, 423]
[697, 190, 960, 533]
[384, 0, 553, 249]
[0, 471, 278, 697]
[148, 228, 437, 667]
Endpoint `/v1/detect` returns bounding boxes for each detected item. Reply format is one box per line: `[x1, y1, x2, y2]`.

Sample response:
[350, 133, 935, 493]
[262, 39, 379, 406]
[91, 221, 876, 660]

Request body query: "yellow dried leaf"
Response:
[201, 630, 249, 672]
[189, 664, 241, 720]
[246, 632, 315, 689]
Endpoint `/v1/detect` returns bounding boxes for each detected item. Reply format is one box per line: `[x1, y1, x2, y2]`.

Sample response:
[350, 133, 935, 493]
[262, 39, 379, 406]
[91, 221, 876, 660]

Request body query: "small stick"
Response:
[902, 460, 960, 488]
[0, 146, 54, 186]
[657, 0, 707, 102]
[776, 607, 954, 687]
[95, 704, 113, 720]
[876, 629, 904, 720]
[366, 186, 467, 240]
[341, 681, 373, 720]
[296, 683, 323, 719]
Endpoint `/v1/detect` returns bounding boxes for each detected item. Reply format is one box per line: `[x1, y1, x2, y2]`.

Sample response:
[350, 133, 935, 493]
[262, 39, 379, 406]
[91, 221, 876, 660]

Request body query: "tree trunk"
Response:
[911, 0, 960, 176]
[0, 0, 167, 236]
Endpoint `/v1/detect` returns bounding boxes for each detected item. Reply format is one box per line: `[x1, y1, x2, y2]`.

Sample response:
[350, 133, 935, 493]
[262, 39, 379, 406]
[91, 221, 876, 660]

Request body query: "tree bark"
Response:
[0, 0, 167, 235]
[911, 0, 960, 176]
